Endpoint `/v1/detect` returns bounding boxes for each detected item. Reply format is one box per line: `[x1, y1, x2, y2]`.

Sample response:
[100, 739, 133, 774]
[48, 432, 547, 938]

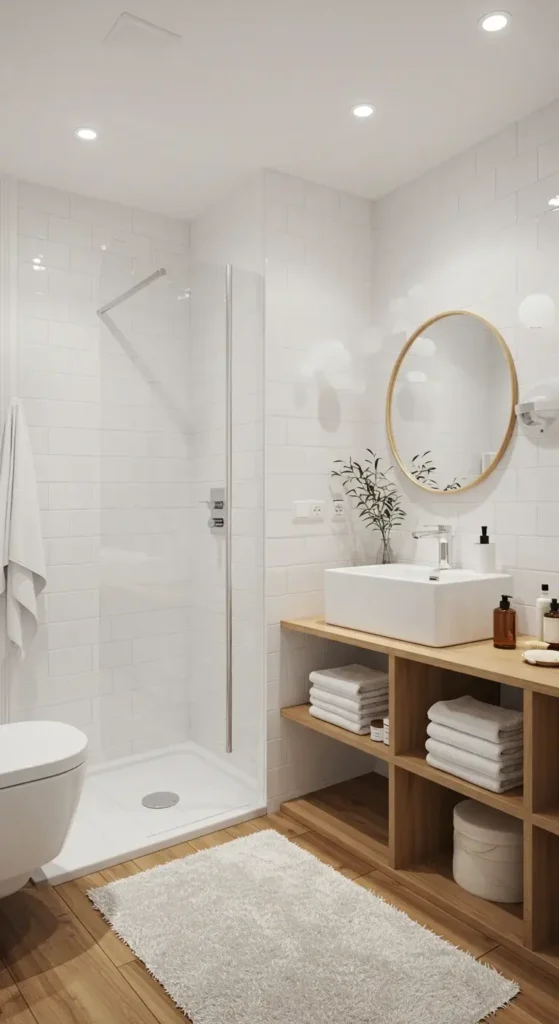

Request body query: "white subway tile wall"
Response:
[11, 176, 265, 792]
[263, 100, 559, 807]
[371, 98, 559, 639]
[9, 95, 559, 811]
[14, 178, 193, 764]
[262, 169, 381, 808]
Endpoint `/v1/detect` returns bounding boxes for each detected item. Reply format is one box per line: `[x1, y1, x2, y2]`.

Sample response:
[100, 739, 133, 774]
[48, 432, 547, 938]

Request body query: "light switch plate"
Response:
[293, 500, 311, 519]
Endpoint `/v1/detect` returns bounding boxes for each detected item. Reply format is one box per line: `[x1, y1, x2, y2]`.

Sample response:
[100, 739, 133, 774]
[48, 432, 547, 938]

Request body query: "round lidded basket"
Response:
[453, 799, 523, 904]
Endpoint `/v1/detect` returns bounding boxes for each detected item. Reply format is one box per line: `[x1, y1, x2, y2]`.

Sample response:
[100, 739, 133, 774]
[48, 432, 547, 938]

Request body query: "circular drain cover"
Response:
[141, 791, 180, 809]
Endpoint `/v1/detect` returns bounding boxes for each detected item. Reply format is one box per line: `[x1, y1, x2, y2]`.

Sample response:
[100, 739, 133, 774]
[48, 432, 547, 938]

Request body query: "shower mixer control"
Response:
[201, 488, 227, 531]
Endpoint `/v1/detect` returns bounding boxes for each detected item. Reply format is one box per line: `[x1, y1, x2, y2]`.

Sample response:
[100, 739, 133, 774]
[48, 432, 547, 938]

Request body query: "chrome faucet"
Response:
[412, 524, 452, 572]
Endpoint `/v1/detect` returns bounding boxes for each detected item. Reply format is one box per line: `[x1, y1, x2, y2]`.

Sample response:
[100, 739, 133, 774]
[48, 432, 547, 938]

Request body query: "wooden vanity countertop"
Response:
[281, 617, 559, 696]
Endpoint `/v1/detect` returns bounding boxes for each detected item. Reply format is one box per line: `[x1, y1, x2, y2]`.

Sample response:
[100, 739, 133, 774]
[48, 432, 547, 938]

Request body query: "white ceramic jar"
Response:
[453, 799, 523, 904]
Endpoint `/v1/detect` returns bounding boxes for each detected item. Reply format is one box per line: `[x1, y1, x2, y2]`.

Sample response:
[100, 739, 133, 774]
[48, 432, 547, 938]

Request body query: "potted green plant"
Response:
[332, 450, 406, 564]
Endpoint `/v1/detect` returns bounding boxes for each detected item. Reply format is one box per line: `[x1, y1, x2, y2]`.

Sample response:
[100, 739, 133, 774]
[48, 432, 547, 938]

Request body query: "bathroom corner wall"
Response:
[370, 97, 559, 636]
[262, 170, 382, 809]
[190, 171, 390, 808]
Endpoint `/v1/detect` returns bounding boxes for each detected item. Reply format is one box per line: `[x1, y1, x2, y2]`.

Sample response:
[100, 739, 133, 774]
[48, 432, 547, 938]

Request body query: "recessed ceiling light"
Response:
[479, 11, 510, 32]
[74, 127, 98, 141]
[549, 195, 559, 208]
[352, 103, 375, 119]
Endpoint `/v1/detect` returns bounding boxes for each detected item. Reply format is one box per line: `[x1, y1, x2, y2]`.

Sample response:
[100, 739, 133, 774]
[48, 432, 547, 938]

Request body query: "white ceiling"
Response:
[1, 0, 559, 218]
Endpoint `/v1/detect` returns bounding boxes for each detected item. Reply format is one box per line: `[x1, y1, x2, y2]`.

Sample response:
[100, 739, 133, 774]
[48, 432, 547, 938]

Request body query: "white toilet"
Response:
[0, 720, 88, 897]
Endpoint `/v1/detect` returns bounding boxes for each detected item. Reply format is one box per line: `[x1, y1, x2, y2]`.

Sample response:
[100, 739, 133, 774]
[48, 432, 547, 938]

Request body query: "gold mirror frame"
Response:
[386, 310, 519, 495]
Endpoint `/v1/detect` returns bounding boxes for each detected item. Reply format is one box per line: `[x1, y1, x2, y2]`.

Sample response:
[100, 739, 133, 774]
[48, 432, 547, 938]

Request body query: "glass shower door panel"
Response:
[187, 262, 228, 764]
[98, 255, 191, 766]
[188, 264, 265, 808]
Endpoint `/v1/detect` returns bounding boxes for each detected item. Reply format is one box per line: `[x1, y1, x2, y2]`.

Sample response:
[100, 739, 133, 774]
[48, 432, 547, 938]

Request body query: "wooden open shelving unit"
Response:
[280, 617, 559, 980]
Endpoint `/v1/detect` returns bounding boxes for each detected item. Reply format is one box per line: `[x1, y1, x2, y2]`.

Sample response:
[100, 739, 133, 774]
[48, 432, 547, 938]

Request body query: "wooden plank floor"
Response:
[0, 810, 556, 1023]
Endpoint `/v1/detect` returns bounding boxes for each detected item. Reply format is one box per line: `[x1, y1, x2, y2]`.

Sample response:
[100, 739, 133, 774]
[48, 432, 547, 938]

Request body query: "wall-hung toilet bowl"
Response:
[0, 721, 88, 898]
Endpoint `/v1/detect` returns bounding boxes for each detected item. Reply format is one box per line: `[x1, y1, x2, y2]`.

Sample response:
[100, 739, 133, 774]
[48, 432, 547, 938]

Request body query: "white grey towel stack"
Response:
[309, 664, 388, 735]
[425, 696, 523, 793]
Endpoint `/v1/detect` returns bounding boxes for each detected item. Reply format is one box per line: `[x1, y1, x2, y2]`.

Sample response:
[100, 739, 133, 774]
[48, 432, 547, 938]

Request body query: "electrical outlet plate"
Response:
[333, 499, 345, 518]
[293, 500, 325, 521]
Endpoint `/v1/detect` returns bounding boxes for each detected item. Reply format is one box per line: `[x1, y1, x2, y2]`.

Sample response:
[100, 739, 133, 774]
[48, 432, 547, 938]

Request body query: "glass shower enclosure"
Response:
[36, 254, 265, 881]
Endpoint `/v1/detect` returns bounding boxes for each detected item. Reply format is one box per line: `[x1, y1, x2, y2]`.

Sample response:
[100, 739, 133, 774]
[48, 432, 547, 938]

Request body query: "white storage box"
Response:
[453, 799, 523, 904]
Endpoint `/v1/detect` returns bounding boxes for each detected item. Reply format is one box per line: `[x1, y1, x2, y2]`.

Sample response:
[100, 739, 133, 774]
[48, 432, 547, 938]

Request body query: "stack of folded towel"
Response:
[308, 664, 389, 735]
[425, 695, 523, 794]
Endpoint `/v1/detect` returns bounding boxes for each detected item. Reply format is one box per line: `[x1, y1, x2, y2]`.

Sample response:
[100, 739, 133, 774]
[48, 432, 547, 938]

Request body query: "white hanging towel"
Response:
[0, 399, 46, 657]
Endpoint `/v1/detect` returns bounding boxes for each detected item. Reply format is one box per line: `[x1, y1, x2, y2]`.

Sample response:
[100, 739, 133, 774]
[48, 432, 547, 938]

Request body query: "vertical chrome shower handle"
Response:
[225, 265, 233, 754]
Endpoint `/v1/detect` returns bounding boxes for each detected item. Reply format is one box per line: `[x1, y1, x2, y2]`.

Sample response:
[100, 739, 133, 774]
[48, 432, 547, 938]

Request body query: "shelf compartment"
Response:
[526, 690, 559, 815]
[391, 766, 524, 945]
[525, 827, 559, 952]
[390, 655, 501, 758]
[281, 704, 392, 763]
[395, 751, 525, 820]
[396, 854, 524, 946]
[282, 773, 389, 869]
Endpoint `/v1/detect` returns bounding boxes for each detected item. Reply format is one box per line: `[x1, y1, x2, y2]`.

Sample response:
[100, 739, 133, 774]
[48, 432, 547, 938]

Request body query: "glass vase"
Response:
[377, 536, 395, 564]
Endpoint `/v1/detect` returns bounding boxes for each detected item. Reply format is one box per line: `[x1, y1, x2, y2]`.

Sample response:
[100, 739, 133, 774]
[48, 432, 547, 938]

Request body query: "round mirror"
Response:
[386, 311, 518, 493]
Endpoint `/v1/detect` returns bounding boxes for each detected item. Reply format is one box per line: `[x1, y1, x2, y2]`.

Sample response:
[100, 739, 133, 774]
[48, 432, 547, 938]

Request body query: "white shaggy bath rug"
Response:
[89, 830, 518, 1024]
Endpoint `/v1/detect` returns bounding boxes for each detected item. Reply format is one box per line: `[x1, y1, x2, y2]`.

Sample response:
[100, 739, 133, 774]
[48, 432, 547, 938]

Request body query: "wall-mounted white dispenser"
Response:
[515, 378, 559, 438]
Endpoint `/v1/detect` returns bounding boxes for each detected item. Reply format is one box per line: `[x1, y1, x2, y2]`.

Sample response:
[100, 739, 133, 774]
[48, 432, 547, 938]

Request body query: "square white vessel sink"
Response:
[324, 564, 512, 648]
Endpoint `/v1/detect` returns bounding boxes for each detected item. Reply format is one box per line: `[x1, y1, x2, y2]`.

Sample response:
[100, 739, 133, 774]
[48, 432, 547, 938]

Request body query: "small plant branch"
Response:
[410, 451, 439, 488]
[332, 450, 406, 560]
[410, 450, 462, 491]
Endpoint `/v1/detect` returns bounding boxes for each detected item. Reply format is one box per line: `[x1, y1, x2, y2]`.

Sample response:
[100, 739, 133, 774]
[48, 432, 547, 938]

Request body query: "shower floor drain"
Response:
[141, 791, 180, 809]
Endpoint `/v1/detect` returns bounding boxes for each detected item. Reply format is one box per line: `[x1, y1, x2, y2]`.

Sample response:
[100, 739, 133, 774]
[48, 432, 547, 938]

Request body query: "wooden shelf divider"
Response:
[280, 704, 392, 763]
[394, 751, 524, 819]
[280, 616, 559, 980]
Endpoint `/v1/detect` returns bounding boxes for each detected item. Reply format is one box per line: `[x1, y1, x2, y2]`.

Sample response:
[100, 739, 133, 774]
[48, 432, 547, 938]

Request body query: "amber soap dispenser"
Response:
[493, 594, 516, 650]
[543, 598, 559, 650]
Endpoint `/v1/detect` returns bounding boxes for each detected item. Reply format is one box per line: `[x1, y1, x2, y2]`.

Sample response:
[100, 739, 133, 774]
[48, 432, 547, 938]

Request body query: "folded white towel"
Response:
[425, 738, 522, 780]
[0, 399, 46, 658]
[426, 721, 522, 761]
[309, 685, 388, 714]
[426, 752, 522, 793]
[428, 695, 523, 742]
[309, 705, 371, 735]
[309, 664, 389, 699]
[310, 697, 388, 725]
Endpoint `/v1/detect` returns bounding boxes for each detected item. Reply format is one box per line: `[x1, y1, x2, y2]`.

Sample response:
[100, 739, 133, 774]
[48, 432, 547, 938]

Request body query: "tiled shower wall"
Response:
[3, 172, 266, 792]
[9, 177, 192, 763]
